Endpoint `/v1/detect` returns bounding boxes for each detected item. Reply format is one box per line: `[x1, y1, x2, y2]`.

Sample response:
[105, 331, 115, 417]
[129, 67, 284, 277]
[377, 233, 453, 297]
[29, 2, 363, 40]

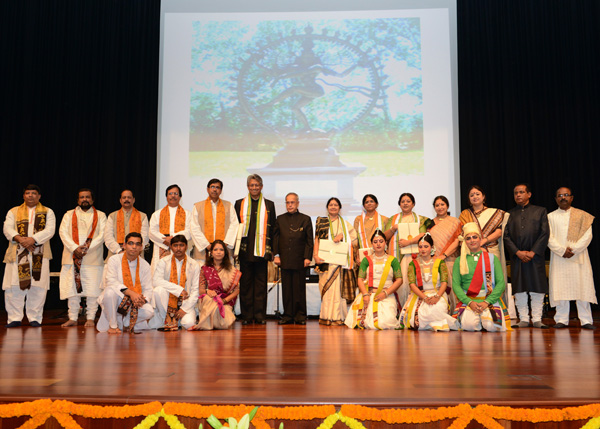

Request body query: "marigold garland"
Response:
[0, 400, 599, 429]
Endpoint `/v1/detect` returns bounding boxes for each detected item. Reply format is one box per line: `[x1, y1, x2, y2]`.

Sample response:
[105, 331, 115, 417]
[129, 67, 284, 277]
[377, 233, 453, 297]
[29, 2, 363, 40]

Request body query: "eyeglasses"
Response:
[465, 236, 479, 241]
[556, 193, 572, 198]
[126, 241, 143, 246]
[167, 192, 180, 196]
[209, 185, 221, 190]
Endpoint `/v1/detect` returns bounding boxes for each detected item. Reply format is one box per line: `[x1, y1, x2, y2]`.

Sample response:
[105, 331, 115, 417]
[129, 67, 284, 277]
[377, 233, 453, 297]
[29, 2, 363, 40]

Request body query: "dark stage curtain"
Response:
[1, 0, 599, 309]
[0, 0, 160, 272]
[457, 0, 600, 304]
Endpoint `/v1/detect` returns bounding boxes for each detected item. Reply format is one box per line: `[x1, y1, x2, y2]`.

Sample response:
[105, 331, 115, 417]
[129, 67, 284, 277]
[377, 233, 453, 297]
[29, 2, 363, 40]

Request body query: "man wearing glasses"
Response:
[190, 178, 238, 265]
[548, 187, 597, 330]
[97, 232, 154, 333]
[504, 183, 550, 329]
[149, 184, 191, 274]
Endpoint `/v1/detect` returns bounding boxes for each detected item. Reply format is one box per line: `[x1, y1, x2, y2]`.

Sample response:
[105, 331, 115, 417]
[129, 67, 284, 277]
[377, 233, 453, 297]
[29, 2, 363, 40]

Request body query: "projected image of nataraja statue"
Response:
[237, 26, 385, 212]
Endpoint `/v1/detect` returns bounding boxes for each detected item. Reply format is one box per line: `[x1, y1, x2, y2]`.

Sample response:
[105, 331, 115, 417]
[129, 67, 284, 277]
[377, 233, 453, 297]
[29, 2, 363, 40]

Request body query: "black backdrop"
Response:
[1, 0, 599, 309]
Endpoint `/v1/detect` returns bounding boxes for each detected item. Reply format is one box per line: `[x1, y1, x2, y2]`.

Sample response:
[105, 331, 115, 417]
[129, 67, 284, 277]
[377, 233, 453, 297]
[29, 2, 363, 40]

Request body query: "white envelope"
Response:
[318, 239, 349, 265]
[397, 223, 420, 254]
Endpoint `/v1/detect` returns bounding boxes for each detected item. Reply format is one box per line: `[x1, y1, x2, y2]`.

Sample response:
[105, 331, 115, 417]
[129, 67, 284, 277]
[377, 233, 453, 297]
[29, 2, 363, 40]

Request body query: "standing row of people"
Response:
[3, 180, 596, 332]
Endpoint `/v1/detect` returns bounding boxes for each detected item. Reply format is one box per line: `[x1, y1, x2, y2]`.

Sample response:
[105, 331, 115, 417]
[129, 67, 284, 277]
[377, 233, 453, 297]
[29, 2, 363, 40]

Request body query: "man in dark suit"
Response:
[504, 183, 550, 329]
[273, 193, 314, 325]
[234, 174, 276, 325]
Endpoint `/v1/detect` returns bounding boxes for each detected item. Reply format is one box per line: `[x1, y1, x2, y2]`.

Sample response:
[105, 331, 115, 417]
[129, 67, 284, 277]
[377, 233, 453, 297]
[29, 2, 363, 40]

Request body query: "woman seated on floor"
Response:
[345, 230, 402, 330]
[452, 222, 510, 332]
[190, 240, 241, 331]
[399, 233, 458, 331]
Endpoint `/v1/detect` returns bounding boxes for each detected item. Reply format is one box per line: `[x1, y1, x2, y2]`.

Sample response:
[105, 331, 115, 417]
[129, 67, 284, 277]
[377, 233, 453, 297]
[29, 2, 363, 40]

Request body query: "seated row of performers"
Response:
[98, 233, 240, 333]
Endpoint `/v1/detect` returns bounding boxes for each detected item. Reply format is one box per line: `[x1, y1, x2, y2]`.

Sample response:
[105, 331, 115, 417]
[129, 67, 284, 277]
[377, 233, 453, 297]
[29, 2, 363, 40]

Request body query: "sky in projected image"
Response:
[159, 8, 456, 218]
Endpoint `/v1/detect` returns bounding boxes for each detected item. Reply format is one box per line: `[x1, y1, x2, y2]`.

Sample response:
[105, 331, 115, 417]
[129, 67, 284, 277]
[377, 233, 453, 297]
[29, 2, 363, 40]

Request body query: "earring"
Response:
[430, 246, 436, 257]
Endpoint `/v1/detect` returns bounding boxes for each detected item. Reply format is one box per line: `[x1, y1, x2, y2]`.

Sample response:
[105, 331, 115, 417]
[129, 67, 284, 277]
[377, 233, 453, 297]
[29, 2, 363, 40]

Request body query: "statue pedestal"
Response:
[247, 137, 366, 216]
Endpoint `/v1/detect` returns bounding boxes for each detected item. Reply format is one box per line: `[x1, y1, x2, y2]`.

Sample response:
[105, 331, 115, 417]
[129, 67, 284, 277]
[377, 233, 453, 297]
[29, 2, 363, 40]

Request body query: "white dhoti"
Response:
[60, 264, 103, 320]
[149, 286, 197, 330]
[459, 306, 506, 332]
[96, 287, 154, 332]
[3, 258, 50, 324]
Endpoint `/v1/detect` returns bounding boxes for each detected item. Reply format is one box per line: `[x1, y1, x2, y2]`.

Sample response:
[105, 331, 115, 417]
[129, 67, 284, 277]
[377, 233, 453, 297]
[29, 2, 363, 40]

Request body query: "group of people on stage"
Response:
[3, 177, 597, 333]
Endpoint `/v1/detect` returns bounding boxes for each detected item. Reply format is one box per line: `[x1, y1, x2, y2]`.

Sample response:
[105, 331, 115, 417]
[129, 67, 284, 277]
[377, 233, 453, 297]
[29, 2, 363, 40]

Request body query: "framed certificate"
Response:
[397, 223, 420, 254]
[318, 239, 349, 265]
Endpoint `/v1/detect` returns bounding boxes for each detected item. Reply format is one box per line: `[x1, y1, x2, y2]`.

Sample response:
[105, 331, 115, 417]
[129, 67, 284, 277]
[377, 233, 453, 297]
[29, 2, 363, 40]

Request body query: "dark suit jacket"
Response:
[273, 211, 314, 270]
[504, 203, 549, 294]
[234, 196, 276, 261]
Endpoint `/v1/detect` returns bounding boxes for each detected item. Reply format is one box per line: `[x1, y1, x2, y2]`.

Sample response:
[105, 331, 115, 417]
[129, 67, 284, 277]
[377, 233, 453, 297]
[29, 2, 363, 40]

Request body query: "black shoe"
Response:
[29, 321, 42, 327]
[5, 321, 21, 328]
[295, 320, 306, 325]
[582, 324, 597, 330]
[256, 320, 266, 325]
[278, 319, 293, 325]
[241, 320, 251, 326]
[553, 322, 568, 329]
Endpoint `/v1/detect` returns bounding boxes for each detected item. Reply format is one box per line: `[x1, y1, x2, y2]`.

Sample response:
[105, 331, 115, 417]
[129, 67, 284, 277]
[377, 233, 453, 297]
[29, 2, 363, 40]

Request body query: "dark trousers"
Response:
[280, 268, 307, 322]
[239, 257, 268, 322]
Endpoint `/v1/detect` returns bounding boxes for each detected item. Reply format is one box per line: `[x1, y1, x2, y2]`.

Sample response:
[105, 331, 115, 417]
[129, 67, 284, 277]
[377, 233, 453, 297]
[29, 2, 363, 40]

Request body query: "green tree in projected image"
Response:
[190, 18, 422, 152]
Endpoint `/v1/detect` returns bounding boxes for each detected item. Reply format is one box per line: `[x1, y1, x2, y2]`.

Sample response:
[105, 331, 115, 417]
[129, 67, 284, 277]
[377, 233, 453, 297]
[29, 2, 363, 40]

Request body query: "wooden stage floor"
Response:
[0, 315, 598, 408]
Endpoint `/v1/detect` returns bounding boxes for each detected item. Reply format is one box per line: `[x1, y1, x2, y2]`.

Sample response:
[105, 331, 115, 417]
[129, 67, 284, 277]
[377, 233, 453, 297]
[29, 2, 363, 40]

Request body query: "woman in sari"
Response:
[384, 193, 432, 303]
[455, 186, 506, 261]
[190, 240, 241, 330]
[399, 234, 459, 331]
[345, 230, 402, 330]
[353, 194, 388, 259]
[428, 196, 461, 308]
[314, 197, 358, 326]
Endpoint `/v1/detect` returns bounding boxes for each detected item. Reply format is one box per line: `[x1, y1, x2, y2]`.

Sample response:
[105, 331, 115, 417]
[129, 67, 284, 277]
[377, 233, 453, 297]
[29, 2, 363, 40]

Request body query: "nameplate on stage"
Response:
[318, 240, 349, 265]
[397, 223, 419, 254]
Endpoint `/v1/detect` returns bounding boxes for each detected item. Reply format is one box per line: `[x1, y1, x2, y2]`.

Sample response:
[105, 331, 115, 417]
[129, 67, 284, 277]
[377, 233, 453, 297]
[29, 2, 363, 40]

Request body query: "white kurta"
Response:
[149, 206, 192, 274]
[97, 254, 154, 331]
[548, 208, 597, 306]
[104, 209, 149, 259]
[3, 206, 56, 290]
[59, 207, 107, 299]
[149, 255, 200, 329]
[190, 199, 239, 260]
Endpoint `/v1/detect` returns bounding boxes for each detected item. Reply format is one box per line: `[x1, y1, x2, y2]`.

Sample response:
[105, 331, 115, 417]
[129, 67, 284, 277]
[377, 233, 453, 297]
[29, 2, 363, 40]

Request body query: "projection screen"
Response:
[158, 0, 459, 219]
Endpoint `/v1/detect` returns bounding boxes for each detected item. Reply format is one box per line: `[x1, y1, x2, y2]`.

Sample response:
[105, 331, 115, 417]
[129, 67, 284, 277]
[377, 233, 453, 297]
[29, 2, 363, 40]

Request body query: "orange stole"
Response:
[71, 207, 99, 247]
[121, 255, 142, 294]
[163, 255, 187, 329]
[204, 199, 226, 243]
[116, 208, 142, 245]
[159, 205, 186, 236]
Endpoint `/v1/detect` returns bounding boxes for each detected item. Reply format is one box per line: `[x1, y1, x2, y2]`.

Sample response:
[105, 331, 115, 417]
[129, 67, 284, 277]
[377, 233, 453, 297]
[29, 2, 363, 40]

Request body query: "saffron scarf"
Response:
[162, 255, 187, 331]
[204, 199, 226, 243]
[239, 194, 268, 257]
[199, 265, 241, 318]
[158, 205, 186, 258]
[118, 255, 142, 333]
[356, 211, 384, 248]
[71, 207, 98, 293]
[116, 208, 142, 246]
[15, 203, 47, 290]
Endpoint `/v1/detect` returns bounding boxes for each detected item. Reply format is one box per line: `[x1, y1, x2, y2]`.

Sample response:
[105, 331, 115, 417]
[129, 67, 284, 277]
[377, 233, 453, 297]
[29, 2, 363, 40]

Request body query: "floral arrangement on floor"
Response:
[0, 400, 599, 429]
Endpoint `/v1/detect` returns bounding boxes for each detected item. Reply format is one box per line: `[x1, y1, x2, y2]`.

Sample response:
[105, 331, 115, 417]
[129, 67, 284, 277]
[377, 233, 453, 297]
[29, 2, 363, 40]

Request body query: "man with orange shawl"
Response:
[3, 184, 56, 328]
[104, 189, 149, 260]
[149, 184, 191, 274]
[97, 232, 154, 333]
[59, 188, 107, 327]
[191, 178, 238, 265]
